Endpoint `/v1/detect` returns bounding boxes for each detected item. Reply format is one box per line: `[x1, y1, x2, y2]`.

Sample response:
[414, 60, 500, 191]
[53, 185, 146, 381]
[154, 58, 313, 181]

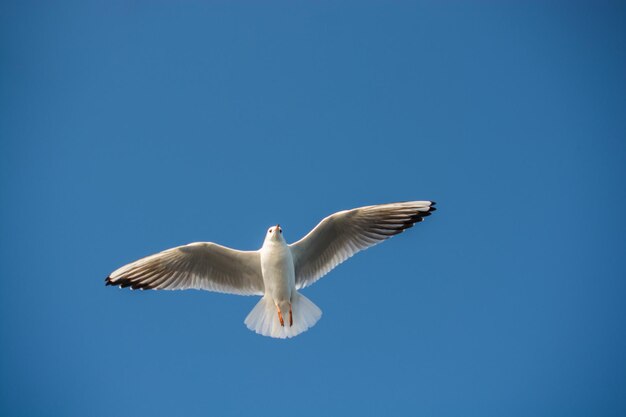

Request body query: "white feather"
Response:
[244, 293, 322, 339]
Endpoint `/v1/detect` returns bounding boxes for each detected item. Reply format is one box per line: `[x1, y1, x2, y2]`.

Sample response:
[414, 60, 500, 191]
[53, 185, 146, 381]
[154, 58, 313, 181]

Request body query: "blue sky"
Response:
[1, 1, 625, 416]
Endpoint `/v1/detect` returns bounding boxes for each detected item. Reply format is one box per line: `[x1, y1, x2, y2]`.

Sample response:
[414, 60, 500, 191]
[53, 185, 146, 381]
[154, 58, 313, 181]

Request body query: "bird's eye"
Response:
[269, 229, 272, 233]
[279, 229, 282, 234]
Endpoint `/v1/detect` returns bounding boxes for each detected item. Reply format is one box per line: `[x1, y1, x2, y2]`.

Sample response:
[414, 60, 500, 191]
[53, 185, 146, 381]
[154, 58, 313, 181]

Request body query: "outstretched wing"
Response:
[105, 242, 264, 296]
[289, 201, 436, 289]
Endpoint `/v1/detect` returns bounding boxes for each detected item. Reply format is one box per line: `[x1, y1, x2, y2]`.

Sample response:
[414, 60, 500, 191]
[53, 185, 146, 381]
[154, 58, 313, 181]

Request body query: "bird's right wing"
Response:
[105, 242, 264, 296]
[289, 201, 436, 289]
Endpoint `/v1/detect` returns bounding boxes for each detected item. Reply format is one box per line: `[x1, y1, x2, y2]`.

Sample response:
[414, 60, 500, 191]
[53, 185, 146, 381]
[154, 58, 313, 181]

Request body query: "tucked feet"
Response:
[276, 305, 285, 327]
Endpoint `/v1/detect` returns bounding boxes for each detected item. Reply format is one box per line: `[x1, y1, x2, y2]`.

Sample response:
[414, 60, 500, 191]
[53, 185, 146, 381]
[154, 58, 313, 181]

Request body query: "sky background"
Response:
[1, 1, 625, 416]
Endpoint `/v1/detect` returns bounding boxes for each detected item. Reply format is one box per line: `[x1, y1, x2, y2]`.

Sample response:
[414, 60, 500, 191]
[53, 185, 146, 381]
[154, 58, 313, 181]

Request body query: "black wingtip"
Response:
[431, 201, 437, 206]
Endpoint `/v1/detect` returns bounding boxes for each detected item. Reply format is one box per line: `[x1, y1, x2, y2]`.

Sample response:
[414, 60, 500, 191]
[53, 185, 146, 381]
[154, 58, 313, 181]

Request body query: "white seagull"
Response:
[106, 201, 436, 338]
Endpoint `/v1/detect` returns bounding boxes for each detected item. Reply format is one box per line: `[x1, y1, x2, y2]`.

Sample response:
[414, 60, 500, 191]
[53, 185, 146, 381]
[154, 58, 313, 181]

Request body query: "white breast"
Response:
[260, 240, 295, 303]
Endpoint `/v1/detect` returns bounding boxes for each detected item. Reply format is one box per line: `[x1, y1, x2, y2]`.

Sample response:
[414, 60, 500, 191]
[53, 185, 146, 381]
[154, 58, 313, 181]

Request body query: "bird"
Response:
[105, 201, 436, 338]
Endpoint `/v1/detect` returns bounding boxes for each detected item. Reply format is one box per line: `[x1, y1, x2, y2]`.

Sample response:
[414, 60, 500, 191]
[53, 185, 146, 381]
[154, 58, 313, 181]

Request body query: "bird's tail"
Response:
[244, 292, 322, 339]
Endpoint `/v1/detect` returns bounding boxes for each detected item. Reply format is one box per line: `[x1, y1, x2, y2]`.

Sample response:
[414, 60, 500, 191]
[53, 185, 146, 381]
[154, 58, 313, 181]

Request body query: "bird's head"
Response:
[265, 224, 284, 243]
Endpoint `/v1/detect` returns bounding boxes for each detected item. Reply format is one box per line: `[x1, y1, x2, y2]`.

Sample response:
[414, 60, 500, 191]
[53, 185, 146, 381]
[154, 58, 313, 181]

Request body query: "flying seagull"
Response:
[105, 201, 436, 338]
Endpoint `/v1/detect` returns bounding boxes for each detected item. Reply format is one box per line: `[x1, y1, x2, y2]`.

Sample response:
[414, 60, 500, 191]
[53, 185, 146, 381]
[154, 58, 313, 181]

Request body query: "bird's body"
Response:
[259, 226, 296, 326]
[106, 201, 436, 338]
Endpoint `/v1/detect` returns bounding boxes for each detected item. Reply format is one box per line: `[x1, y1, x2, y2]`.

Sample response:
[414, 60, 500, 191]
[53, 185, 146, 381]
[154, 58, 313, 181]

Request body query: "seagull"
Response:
[105, 201, 436, 338]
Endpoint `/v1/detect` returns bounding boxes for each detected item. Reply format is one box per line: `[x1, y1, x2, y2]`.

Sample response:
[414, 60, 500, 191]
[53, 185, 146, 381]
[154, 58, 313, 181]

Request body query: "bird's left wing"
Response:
[290, 201, 436, 289]
[105, 242, 264, 296]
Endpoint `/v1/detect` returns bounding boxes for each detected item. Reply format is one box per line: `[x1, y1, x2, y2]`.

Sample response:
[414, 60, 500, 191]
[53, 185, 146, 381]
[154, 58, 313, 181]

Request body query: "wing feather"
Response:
[105, 242, 264, 296]
[290, 201, 436, 289]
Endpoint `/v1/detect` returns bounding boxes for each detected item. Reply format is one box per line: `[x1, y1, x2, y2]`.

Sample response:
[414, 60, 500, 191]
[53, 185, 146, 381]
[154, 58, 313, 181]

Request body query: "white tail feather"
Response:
[244, 292, 322, 339]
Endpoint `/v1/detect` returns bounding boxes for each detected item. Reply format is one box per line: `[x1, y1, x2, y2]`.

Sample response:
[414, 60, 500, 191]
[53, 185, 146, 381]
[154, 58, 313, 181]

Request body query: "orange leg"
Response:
[276, 306, 285, 327]
[289, 303, 293, 327]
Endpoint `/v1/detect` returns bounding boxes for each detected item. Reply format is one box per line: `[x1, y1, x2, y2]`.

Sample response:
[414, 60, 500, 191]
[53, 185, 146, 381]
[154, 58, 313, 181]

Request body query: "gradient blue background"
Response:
[1, 1, 625, 416]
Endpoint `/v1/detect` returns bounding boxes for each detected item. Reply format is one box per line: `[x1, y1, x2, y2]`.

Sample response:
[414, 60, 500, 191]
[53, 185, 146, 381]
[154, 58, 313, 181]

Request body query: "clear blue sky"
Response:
[1, 2, 625, 416]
